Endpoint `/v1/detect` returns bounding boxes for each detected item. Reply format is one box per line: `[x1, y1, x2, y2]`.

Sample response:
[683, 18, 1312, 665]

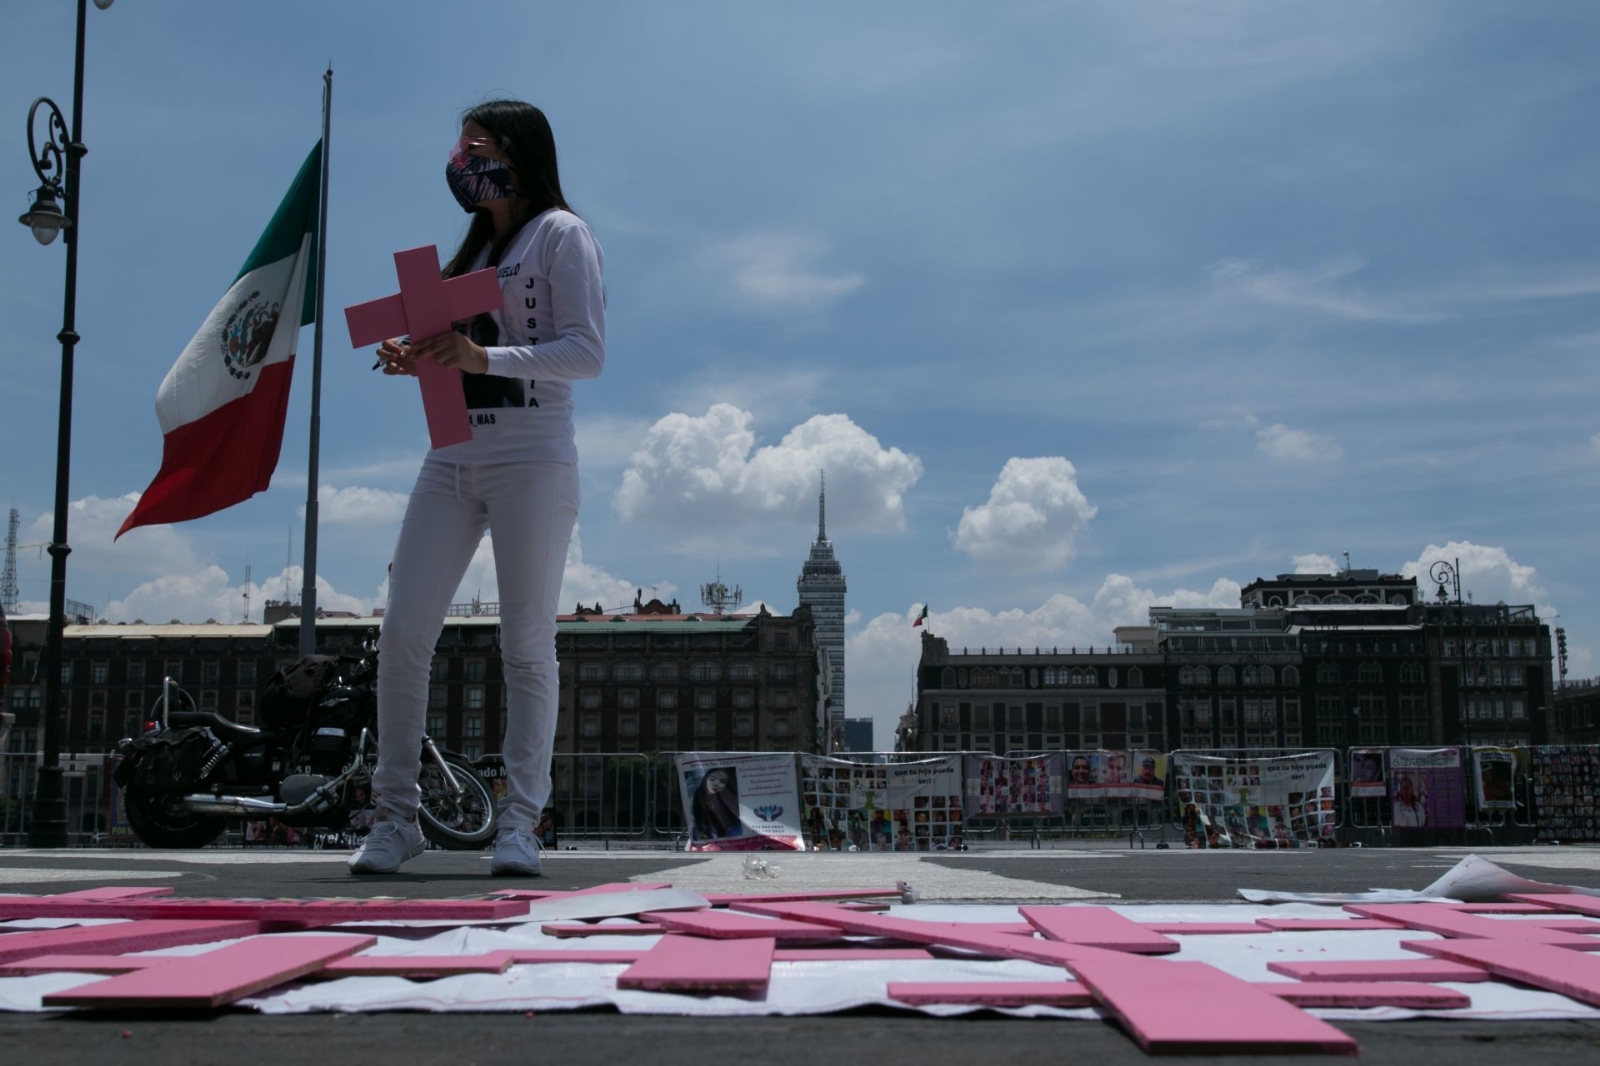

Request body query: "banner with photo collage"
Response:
[1472, 748, 1518, 811]
[1388, 747, 1467, 829]
[1531, 745, 1600, 841]
[1171, 752, 1336, 848]
[676, 752, 805, 852]
[799, 755, 964, 851]
[1061, 750, 1169, 802]
[964, 754, 1064, 816]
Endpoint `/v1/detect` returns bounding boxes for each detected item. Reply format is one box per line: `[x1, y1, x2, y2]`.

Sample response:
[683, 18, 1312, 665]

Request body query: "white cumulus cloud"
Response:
[952, 457, 1097, 571]
[615, 404, 922, 539]
[297, 485, 409, 526]
[711, 231, 864, 314]
[1294, 553, 1339, 574]
[1255, 422, 1341, 463]
[1399, 541, 1549, 610]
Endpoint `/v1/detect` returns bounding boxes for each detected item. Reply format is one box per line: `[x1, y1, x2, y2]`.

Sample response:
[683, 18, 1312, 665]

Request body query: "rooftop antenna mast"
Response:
[2, 508, 20, 614]
[242, 560, 252, 624]
[700, 565, 742, 617]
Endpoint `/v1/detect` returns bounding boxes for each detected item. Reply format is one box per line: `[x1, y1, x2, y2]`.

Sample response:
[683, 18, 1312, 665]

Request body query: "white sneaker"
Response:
[490, 825, 542, 877]
[348, 816, 425, 875]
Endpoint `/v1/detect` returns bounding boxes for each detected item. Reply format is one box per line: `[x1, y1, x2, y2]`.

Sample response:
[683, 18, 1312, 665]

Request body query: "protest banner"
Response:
[964, 754, 1062, 816]
[1170, 752, 1337, 848]
[1473, 748, 1517, 811]
[1389, 748, 1466, 829]
[800, 755, 962, 851]
[676, 752, 804, 852]
[1349, 748, 1388, 800]
[1531, 746, 1600, 842]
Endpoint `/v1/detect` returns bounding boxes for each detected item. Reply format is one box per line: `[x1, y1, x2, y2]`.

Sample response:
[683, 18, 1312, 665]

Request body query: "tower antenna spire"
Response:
[818, 469, 827, 544]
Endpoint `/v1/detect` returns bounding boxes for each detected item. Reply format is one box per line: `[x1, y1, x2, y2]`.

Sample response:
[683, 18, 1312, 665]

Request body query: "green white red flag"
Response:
[118, 143, 321, 538]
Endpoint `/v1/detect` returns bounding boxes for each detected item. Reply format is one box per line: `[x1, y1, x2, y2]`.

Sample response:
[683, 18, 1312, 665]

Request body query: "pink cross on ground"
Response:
[344, 245, 504, 449]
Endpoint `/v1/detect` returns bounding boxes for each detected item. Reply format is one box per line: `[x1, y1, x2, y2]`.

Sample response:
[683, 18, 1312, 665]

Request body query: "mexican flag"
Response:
[913, 604, 929, 627]
[118, 143, 321, 538]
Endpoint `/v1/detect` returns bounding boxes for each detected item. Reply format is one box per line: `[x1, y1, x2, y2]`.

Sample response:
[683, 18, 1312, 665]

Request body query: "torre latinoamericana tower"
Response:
[797, 475, 846, 728]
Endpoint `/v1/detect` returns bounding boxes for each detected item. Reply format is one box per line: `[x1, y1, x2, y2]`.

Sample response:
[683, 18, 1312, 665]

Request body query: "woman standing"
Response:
[350, 100, 605, 876]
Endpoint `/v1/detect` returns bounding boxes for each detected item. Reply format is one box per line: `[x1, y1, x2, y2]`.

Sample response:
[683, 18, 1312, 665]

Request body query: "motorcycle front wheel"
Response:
[417, 753, 497, 850]
[123, 781, 229, 849]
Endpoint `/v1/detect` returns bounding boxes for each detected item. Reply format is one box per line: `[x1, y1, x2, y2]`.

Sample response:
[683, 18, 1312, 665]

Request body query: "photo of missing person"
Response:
[1393, 772, 1427, 828]
[459, 312, 529, 409]
[689, 766, 742, 841]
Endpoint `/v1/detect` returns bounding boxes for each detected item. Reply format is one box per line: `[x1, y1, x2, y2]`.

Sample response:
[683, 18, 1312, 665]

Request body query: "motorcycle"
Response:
[113, 640, 497, 850]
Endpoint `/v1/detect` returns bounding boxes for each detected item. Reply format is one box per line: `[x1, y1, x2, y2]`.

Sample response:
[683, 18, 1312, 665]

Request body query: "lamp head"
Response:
[18, 184, 68, 246]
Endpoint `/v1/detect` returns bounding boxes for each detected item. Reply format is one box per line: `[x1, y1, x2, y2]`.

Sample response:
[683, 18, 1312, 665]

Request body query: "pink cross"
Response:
[344, 245, 504, 449]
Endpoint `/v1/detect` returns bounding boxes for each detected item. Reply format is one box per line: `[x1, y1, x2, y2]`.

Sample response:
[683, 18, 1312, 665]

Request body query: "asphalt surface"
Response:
[3, 841, 1600, 1064]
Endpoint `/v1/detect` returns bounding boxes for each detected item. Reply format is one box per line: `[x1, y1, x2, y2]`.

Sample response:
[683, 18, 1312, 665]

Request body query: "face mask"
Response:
[446, 137, 516, 212]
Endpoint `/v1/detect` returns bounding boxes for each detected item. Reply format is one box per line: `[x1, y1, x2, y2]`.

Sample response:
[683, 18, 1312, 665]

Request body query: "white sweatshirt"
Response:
[430, 207, 605, 465]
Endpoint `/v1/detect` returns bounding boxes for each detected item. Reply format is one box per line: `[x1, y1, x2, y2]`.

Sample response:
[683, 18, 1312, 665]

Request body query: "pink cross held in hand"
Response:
[344, 245, 503, 450]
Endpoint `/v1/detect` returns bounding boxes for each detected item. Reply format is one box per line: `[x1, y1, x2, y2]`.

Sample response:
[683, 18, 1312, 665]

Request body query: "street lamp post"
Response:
[1429, 558, 1477, 749]
[18, 0, 112, 847]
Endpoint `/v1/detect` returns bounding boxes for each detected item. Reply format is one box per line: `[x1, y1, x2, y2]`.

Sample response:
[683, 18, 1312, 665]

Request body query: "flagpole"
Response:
[299, 65, 332, 657]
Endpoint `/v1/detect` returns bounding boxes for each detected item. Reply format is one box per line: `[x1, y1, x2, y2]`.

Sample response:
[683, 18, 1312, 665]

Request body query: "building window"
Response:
[1508, 666, 1524, 686]
[465, 714, 483, 738]
[619, 715, 638, 737]
[126, 660, 145, 686]
[426, 713, 445, 735]
[696, 716, 716, 738]
[465, 660, 486, 682]
[581, 690, 602, 710]
[1129, 666, 1144, 689]
[772, 690, 792, 708]
[580, 715, 600, 738]
[238, 661, 255, 686]
[734, 714, 753, 738]
[89, 689, 106, 710]
[201, 660, 221, 685]
[1281, 666, 1299, 686]
[652, 662, 679, 682]
[772, 662, 792, 682]
[773, 631, 790, 651]
[1316, 662, 1338, 684]
[429, 660, 448, 683]
[1216, 666, 1235, 686]
[615, 662, 645, 682]
[657, 689, 678, 709]
[1358, 662, 1382, 684]
[200, 690, 218, 711]
[463, 743, 482, 761]
[125, 690, 144, 713]
[90, 661, 109, 685]
[772, 715, 791, 738]
[942, 667, 957, 687]
[466, 686, 485, 710]
[428, 686, 446, 710]
[730, 662, 757, 682]
[656, 714, 678, 738]
[1511, 698, 1526, 719]
[579, 662, 606, 682]
[61, 662, 74, 685]
[733, 689, 754, 709]
[618, 689, 640, 710]
[695, 690, 716, 710]
[689, 661, 720, 682]
[1399, 662, 1424, 684]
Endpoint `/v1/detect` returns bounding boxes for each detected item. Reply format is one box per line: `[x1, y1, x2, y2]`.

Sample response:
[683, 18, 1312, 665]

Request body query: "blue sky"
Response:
[3, 2, 1598, 745]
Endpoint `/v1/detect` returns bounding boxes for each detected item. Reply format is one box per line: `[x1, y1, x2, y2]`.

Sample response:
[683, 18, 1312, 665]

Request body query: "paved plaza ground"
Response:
[3, 841, 1599, 1063]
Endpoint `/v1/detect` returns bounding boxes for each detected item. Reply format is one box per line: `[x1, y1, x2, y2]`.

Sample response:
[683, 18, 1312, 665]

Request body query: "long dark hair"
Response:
[443, 100, 572, 278]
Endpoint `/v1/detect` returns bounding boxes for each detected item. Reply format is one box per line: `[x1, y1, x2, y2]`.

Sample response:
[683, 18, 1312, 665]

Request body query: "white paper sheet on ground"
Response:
[330, 887, 711, 928]
[1238, 854, 1600, 904]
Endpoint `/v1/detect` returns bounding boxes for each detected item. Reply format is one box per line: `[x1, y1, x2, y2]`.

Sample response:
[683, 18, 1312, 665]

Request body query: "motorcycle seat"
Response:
[168, 710, 262, 741]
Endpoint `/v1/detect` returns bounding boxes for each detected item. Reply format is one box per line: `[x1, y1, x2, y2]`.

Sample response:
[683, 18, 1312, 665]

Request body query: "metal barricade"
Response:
[0, 751, 120, 846]
[544, 751, 658, 841]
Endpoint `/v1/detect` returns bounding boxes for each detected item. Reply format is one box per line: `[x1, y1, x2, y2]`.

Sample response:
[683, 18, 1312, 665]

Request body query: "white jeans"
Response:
[373, 457, 579, 830]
